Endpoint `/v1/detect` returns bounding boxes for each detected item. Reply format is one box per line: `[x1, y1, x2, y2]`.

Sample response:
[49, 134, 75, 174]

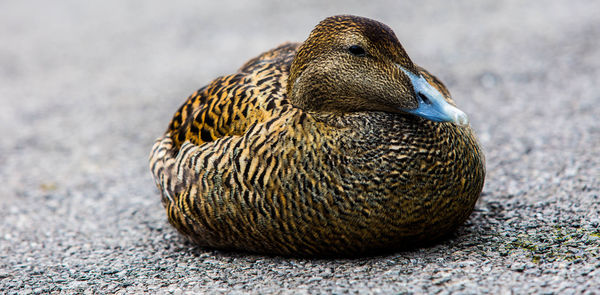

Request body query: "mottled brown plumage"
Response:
[149, 15, 485, 256]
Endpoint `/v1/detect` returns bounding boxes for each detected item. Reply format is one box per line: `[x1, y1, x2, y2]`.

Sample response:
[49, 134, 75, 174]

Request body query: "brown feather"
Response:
[149, 15, 485, 256]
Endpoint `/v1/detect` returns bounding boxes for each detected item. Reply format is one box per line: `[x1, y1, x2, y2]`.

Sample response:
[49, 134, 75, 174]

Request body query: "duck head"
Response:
[287, 15, 468, 126]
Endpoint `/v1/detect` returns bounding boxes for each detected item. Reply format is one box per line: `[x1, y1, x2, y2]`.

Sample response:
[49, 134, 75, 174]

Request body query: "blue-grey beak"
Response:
[398, 66, 468, 126]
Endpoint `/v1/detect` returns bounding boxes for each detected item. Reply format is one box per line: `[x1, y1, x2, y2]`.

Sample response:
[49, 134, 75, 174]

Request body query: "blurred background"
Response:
[1, 0, 599, 293]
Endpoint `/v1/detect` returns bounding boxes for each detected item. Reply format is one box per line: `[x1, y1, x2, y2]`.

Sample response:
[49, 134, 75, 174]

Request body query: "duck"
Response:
[149, 15, 485, 257]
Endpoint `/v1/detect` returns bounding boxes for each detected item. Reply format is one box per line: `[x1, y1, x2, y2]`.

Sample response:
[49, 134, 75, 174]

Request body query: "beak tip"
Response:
[453, 111, 469, 126]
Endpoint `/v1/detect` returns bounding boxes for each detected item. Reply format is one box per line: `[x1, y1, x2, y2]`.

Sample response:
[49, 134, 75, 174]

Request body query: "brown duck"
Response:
[149, 15, 485, 256]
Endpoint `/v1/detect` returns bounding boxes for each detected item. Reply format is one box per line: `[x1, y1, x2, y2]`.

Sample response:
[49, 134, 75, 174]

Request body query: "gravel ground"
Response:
[1, 0, 599, 294]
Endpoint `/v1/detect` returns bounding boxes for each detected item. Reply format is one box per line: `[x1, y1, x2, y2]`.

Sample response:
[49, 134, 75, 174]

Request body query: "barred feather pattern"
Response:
[150, 43, 485, 256]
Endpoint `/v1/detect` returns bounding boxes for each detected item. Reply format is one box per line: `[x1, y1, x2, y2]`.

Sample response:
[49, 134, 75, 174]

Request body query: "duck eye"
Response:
[348, 45, 366, 57]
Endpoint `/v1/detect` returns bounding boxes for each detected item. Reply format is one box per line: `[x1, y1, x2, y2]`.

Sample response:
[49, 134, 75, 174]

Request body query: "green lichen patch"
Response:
[500, 226, 600, 263]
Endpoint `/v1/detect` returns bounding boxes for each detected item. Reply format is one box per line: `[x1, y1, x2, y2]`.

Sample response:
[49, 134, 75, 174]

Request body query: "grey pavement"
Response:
[1, 0, 599, 293]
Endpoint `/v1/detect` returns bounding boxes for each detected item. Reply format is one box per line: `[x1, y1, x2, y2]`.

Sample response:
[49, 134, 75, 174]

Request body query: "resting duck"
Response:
[150, 15, 485, 256]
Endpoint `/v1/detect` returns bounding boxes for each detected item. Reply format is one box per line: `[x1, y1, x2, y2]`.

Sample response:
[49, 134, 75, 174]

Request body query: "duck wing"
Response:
[166, 42, 300, 149]
[149, 43, 301, 238]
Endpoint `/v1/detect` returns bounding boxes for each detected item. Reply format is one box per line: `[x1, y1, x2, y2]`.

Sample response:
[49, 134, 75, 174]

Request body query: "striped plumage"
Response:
[150, 15, 485, 256]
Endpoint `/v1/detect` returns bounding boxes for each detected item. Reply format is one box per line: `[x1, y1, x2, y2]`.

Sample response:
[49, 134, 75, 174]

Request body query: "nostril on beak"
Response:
[418, 92, 432, 105]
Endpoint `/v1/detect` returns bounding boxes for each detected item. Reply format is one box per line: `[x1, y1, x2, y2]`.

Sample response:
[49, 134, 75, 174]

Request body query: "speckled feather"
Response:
[150, 15, 485, 256]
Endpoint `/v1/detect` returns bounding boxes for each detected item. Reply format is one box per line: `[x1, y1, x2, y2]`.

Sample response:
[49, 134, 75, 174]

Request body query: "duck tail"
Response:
[149, 135, 179, 207]
[150, 135, 208, 238]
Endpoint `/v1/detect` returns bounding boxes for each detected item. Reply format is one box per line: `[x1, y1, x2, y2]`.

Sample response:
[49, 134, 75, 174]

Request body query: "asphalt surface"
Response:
[1, 0, 599, 294]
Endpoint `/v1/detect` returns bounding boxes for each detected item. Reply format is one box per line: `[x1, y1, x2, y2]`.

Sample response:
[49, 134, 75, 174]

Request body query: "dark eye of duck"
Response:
[348, 45, 366, 57]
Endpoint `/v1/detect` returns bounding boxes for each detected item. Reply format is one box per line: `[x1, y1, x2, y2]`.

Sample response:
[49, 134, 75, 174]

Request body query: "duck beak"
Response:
[398, 66, 469, 126]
